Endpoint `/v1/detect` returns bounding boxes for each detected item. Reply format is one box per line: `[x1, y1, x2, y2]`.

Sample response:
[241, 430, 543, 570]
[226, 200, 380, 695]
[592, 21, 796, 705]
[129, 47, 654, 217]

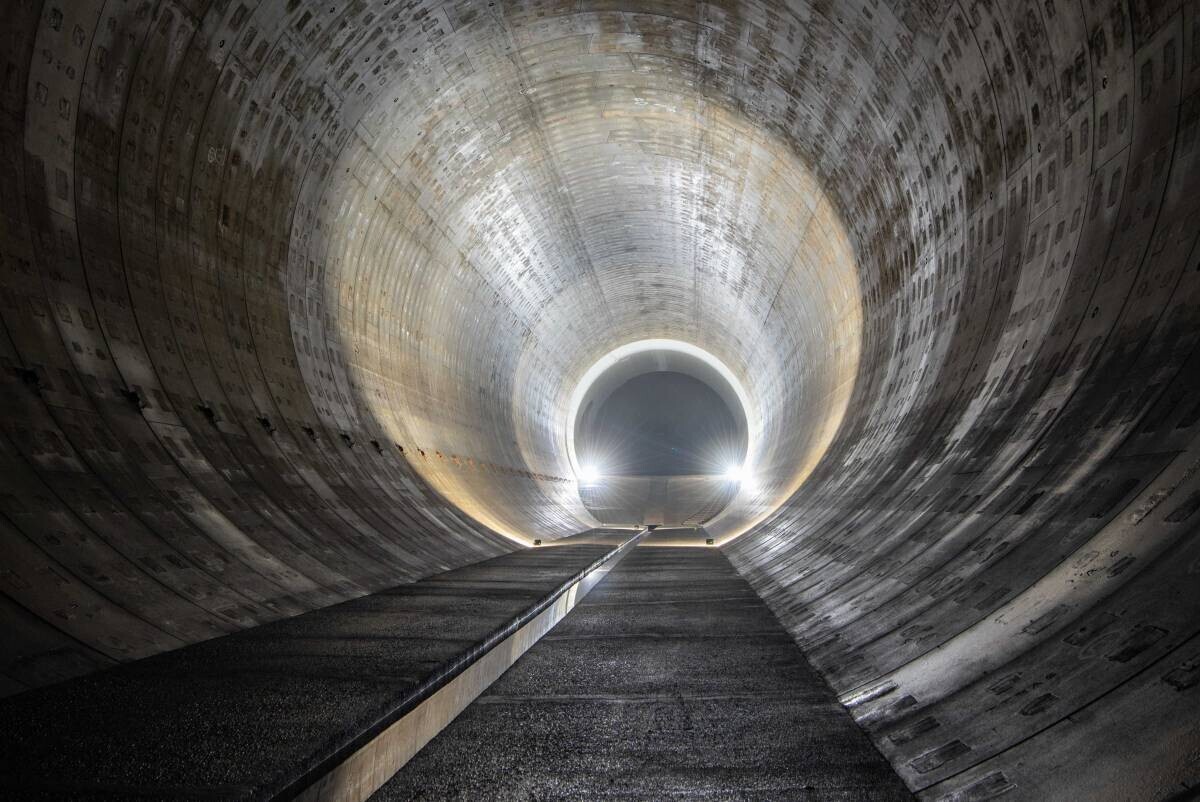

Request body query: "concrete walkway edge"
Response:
[286, 532, 644, 802]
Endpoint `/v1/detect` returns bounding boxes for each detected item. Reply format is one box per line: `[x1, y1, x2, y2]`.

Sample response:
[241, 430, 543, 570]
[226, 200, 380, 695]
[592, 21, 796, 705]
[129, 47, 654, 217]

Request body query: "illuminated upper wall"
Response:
[1, 1, 1197, 798]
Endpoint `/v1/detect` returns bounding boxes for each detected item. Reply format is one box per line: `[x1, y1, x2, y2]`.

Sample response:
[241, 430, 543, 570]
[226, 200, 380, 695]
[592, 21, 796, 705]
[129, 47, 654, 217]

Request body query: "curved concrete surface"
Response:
[0, 0, 1198, 799]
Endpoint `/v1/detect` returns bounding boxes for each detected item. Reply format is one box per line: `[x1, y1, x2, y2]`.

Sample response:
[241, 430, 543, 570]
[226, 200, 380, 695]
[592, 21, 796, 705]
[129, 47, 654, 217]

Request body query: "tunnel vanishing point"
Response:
[0, 0, 1198, 800]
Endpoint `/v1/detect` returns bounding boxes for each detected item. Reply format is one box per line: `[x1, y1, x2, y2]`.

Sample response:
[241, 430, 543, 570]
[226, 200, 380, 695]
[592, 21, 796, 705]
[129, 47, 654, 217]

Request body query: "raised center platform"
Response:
[0, 532, 634, 800]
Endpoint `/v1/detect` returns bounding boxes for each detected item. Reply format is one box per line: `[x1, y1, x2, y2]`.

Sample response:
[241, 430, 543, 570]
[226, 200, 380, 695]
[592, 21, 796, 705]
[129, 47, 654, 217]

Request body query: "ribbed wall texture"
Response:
[1, 1, 1198, 798]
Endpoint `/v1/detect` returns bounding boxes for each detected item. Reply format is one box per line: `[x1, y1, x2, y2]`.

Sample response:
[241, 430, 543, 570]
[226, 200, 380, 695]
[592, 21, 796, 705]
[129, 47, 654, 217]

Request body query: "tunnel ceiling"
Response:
[316, 6, 863, 542]
[2, 0, 1200, 799]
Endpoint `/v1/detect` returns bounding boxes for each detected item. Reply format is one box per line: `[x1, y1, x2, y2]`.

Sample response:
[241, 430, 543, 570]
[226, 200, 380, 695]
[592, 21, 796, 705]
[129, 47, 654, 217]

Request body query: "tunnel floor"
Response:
[0, 537, 912, 800]
[0, 537, 623, 799]
[373, 545, 912, 801]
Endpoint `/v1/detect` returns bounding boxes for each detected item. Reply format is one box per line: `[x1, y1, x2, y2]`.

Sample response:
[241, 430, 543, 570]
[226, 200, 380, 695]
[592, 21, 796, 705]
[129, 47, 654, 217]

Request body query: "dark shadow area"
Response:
[577, 371, 746, 477]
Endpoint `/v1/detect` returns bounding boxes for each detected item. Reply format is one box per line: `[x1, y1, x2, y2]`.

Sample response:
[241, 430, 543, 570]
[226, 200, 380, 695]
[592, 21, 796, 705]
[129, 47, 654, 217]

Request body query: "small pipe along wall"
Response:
[0, 1, 1198, 798]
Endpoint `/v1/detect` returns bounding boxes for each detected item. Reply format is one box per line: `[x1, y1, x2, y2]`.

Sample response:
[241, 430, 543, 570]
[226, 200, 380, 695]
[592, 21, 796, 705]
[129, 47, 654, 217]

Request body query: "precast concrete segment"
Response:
[0, 0, 1198, 798]
[1, 0, 520, 699]
[373, 545, 912, 801]
[0, 535, 633, 800]
[1, 0, 862, 699]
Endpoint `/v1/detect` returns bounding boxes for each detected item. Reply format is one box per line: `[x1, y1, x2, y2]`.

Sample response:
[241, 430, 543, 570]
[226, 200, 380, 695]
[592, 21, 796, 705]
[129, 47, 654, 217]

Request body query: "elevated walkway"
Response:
[0, 531, 636, 800]
[0, 536, 910, 800]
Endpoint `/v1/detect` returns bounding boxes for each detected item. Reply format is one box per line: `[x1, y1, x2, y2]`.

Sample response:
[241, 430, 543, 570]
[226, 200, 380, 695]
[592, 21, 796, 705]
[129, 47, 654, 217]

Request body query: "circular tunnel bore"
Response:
[576, 371, 744, 528]
[569, 345, 751, 528]
[2, 1, 1199, 798]
[580, 372, 744, 478]
[330, 64, 863, 543]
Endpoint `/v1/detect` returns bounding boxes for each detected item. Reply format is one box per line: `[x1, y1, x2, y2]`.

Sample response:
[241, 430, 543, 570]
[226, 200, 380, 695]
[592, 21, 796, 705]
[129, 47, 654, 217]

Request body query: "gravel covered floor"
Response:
[374, 545, 912, 801]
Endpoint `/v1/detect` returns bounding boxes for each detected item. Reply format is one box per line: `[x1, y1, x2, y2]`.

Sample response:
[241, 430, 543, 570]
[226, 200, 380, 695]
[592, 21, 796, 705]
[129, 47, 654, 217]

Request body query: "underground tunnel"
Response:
[0, 0, 1198, 799]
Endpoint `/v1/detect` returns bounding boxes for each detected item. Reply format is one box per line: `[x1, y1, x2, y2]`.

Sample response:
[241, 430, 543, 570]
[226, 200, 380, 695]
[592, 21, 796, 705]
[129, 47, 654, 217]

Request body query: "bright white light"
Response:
[578, 465, 602, 484]
[723, 464, 747, 483]
[566, 339, 757, 482]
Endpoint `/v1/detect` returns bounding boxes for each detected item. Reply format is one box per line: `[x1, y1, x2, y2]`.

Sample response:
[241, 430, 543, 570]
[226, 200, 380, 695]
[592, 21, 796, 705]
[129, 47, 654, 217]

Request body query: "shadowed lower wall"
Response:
[0, 0, 1198, 798]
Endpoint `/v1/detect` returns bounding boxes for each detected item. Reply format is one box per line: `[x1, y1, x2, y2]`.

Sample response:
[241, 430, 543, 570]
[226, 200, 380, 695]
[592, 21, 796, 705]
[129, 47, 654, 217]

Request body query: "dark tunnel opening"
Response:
[0, 0, 1197, 799]
[577, 371, 745, 478]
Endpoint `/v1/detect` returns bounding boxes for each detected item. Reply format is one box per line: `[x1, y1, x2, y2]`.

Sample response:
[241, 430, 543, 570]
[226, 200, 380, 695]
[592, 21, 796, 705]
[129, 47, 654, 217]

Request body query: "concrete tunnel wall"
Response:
[0, 0, 1198, 798]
